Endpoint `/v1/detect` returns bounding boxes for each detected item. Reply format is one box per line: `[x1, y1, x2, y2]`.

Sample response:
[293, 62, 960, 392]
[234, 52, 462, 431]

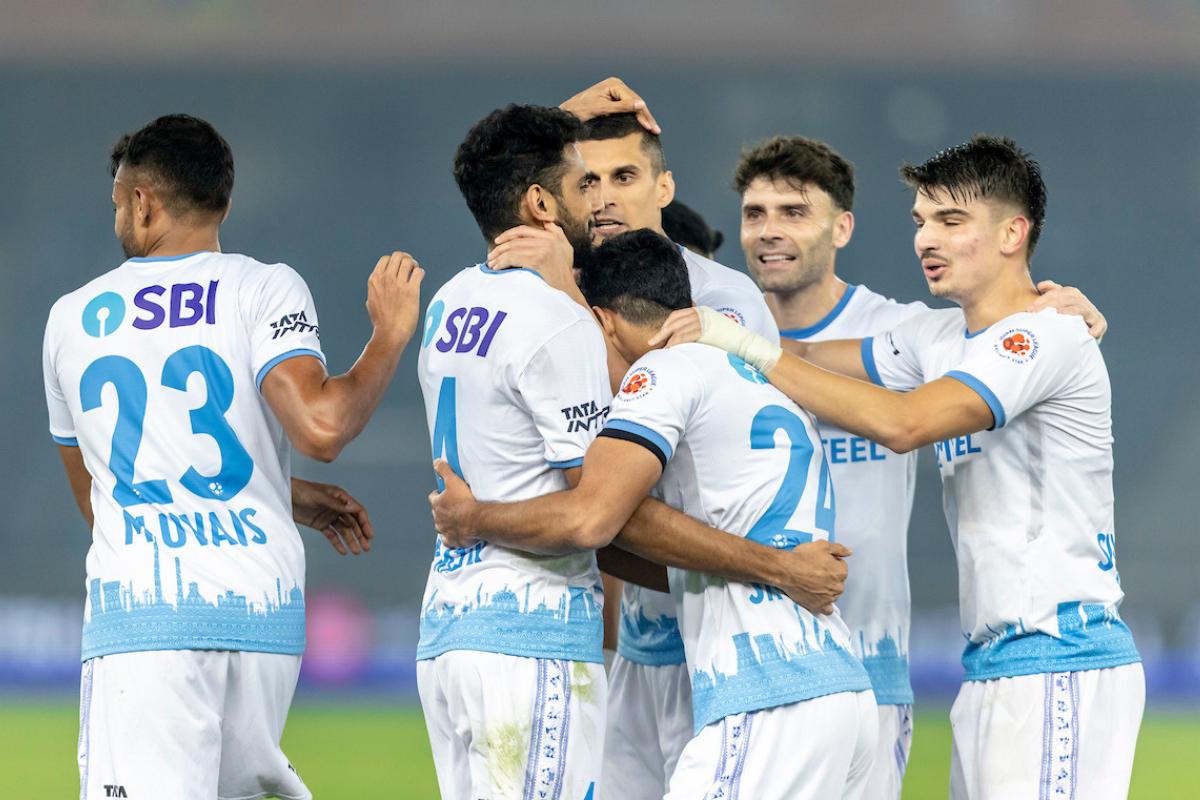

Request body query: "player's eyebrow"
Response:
[742, 203, 765, 214]
[609, 163, 640, 175]
[932, 207, 970, 220]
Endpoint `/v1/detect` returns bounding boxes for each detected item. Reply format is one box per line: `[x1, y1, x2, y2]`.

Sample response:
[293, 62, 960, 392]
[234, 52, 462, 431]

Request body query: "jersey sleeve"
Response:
[246, 264, 326, 390]
[863, 315, 927, 391]
[42, 307, 76, 446]
[597, 349, 703, 470]
[515, 318, 613, 469]
[943, 313, 1089, 429]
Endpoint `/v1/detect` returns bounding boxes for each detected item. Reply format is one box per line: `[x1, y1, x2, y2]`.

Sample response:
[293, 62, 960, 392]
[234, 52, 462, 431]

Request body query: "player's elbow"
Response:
[874, 411, 924, 454]
[570, 516, 619, 552]
[290, 418, 347, 463]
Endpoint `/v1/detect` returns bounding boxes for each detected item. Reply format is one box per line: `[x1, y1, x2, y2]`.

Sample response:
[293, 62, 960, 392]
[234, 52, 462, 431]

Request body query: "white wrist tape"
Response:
[695, 306, 782, 373]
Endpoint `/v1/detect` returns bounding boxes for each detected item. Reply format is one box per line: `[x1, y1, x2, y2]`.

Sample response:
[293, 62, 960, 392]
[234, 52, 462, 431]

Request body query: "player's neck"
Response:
[959, 268, 1039, 334]
[766, 271, 848, 333]
[138, 227, 221, 260]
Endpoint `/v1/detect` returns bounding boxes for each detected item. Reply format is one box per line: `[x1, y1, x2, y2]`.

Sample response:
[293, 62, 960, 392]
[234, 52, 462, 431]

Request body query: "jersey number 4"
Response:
[81, 346, 253, 507]
[745, 405, 835, 548]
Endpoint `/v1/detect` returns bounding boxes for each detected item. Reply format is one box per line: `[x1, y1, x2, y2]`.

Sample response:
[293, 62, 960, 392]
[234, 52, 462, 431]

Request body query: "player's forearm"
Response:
[469, 490, 623, 555]
[779, 338, 871, 382]
[611, 497, 792, 587]
[303, 331, 408, 459]
[766, 354, 923, 452]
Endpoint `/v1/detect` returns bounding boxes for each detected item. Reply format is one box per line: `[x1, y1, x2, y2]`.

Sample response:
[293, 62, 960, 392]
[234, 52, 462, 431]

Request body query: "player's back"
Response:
[605, 343, 871, 731]
[42, 250, 323, 660]
[416, 265, 612, 664]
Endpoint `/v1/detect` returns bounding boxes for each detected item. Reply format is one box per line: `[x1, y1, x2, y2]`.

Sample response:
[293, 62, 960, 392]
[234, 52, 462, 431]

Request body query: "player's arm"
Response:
[597, 547, 668, 594]
[261, 252, 424, 462]
[1028, 280, 1108, 341]
[58, 445, 93, 528]
[658, 307, 994, 453]
[431, 436, 663, 555]
[779, 336, 871, 381]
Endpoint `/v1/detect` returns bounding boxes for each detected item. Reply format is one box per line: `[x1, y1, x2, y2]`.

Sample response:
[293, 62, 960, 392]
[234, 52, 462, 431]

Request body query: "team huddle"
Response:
[43, 77, 1142, 799]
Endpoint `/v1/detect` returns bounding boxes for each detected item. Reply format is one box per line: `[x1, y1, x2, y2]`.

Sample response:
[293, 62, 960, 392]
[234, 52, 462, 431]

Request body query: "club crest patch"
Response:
[995, 328, 1038, 363]
[620, 367, 657, 399]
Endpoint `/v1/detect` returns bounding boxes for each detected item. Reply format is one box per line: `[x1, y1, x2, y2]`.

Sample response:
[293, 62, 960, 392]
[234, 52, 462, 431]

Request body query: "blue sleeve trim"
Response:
[945, 370, 1007, 429]
[547, 457, 584, 469]
[51, 434, 79, 447]
[600, 419, 673, 467]
[256, 348, 325, 390]
[861, 337, 884, 386]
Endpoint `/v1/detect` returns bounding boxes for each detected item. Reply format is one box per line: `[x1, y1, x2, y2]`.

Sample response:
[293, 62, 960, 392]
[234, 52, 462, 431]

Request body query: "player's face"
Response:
[740, 177, 847, 295]
[112, 169, 141, 259]
[553, 145, 601, 251]
[911, 188, 1012, 301]
[579, 135, 673, 244]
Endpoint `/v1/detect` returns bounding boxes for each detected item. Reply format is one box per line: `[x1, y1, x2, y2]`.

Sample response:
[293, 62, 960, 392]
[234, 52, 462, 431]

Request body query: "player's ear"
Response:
[656, 170, 676, 209]
[592, 306, 618, 339]
[522, 184, 557, 226]
[1000, 214, 1030, 257]
[832, 210, 854, 249]
[132, 186, 153, 226]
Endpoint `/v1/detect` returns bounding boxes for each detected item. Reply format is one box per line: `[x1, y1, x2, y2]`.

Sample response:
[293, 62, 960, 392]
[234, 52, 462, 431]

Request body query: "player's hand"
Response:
[429, 459, 481, 550]
[1028, 280, 1107, 342]
[648, 307, 703, 348]
[775, 541, 852, 616]
[291, 477, 374, 556]
[488, 223, 577, 293]
[366, 250, 425, 346]
[560, 77, 661, 133]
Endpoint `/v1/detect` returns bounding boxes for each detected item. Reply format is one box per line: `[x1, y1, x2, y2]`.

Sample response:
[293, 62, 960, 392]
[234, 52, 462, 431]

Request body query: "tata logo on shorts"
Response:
[620, 367, 656, 399]
[82, 292, 126, 337]
[103, 786, 128, 798]
[995, 328, 1038, 363]
[715, 306, 746, 326]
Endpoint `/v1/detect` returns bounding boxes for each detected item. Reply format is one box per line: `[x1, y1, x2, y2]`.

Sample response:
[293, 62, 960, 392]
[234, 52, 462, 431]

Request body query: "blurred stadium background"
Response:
[2, 1, 1198, 796]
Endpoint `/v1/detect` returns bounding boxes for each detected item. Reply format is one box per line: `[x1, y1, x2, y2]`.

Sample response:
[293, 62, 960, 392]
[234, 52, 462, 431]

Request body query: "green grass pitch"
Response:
[2, 701, 1196, 798]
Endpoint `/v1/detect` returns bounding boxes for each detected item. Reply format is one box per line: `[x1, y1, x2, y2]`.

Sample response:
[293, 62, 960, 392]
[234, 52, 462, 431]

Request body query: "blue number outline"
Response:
[744, 405, 831, 548]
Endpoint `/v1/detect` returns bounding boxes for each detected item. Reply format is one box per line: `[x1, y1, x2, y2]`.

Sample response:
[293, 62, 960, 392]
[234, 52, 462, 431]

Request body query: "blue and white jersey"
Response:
[601, 344, 872, 732]
[416, 265, 612, 664]
[865, 307, 1139, 681]
[617, 248, 779, 668]
[42, 251, 324, 660]
[781, 284, 925, 705]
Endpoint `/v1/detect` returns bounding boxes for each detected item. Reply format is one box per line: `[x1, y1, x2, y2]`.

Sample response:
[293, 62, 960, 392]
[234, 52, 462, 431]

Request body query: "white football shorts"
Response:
[417, 650, 606, 800]
[664, 689, 878, 800]
[863, 703, 913, 800]
[950, 663, 1145, 800]
[598, 654, 692, 799]
[78, 649, 309, 800]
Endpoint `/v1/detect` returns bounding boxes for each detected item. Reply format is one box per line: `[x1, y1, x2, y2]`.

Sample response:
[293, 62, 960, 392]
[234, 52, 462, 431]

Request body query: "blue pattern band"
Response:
[861, 337, 884, 386]
[52, 434, 79, 447]
[600, 419, 673, 464]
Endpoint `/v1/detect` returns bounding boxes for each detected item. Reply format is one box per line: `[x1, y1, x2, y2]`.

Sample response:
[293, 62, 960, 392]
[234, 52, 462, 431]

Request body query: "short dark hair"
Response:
[581, 229, 692, 324]
[110, 114, 234, 216]
[581, 113, 666, 174]
[900, 135, 1047, 255]
[453, 104, 583, 241]
[662, 200, 723, 257]
[733, 136, 855, 212]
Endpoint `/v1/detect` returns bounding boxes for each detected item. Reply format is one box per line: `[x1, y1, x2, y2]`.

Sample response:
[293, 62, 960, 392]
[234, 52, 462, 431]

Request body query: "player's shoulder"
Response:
[46, 261, 129, 328]
[850, 284, 930, 327]
[986, 308, 1093, 357]
[681, 248, 761, 297]
[895, 305, 964, 339]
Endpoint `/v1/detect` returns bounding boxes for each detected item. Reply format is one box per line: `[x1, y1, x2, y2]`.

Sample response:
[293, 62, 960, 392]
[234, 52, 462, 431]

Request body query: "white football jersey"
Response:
[42, 250, 323, 660]
[617, 249, 779, 667]
[416, 265, 612, 664]
[781, 284, 925, 705]
[601, 344, 872, 732]
[865, 307, 1139, 680]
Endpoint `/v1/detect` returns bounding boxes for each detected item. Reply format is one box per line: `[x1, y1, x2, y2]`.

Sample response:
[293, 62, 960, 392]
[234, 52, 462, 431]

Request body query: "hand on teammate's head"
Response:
[560, 77, 661, 134]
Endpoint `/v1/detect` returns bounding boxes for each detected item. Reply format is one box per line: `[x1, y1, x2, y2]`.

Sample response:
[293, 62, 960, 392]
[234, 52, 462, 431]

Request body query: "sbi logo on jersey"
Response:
[82, 292, 125, 337]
